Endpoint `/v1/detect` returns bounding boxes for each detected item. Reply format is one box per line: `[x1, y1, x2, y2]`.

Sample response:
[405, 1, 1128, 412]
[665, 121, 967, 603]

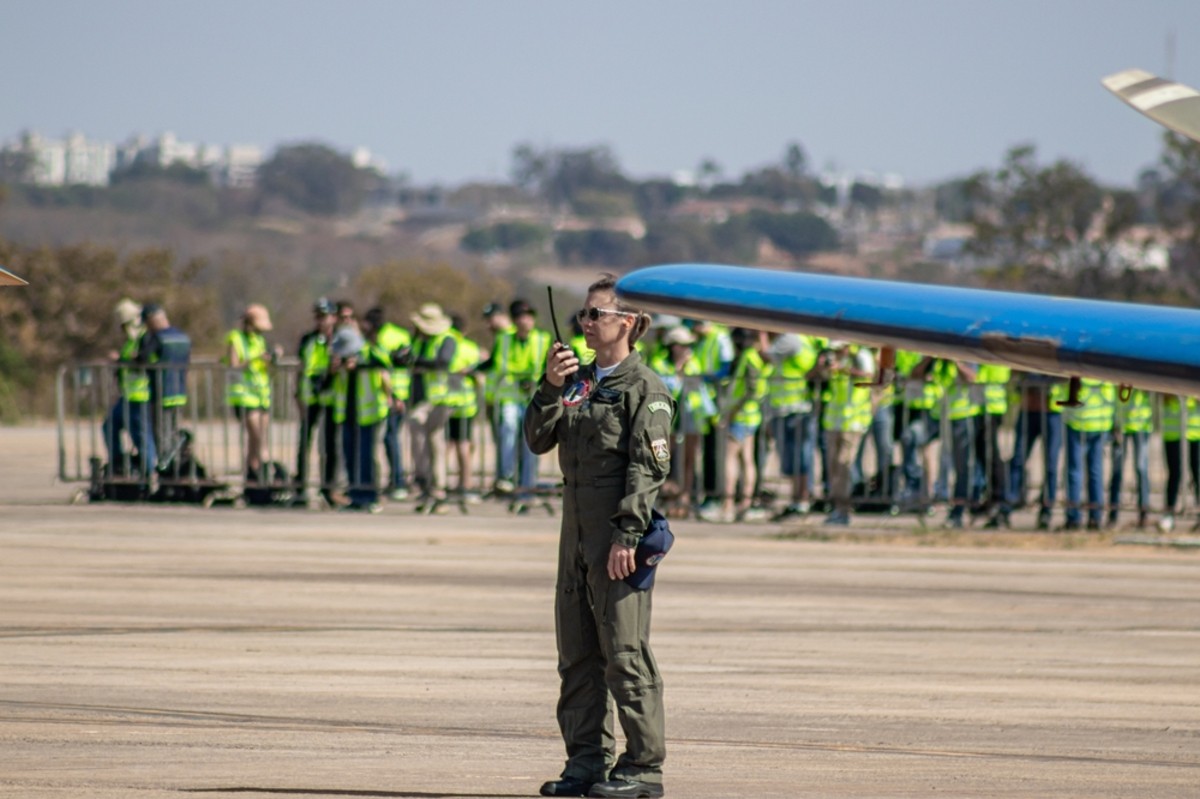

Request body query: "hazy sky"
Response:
[8, 0, 1200, 188]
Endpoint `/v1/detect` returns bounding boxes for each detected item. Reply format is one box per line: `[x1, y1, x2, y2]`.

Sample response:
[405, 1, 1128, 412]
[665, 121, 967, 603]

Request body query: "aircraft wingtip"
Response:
[1102, 68, 1155, 93]
[0, 265, 28, 286]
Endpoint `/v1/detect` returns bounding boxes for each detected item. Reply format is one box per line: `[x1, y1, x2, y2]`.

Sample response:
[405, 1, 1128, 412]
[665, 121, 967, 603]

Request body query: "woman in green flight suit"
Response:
[525, 274, 675, 799]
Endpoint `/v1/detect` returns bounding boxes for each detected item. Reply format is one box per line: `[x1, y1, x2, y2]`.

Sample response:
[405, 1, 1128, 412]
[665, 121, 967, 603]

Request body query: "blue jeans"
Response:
[899, 409, 937, 495]
[1109, 431, 1149, 515]
[103, 398, 156, 475]
[496, 401, 539, 493]
[854, 404, 894, 493]
[343, 419, 380, 507]
[1009, 410, 1063, 512]
[774, 412, 816, 478]
[382, 408, 406, 490]
[947, 417, 976, 520]
[1066, 428, 1109, 525]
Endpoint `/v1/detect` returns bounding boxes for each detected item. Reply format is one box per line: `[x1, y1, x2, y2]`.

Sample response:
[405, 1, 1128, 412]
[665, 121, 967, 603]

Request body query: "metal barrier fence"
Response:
[57, 359, 560, 512]
[57, 359, 1195, 528]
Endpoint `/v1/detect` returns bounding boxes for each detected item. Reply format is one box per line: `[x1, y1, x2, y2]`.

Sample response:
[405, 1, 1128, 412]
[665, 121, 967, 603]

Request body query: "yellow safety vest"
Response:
[729, 349, 767, 427]
[117, 336, 149, 402]
[225, 329, 270, 409]
[446, 333, 482, 419]
[767, 338, 817, 414]
[931, 361, 980, 421]
[822, 371, 872, 433]
[332, 344, 390, 426]
[1064, 379, 1115, 433]
[1116, 389, 1153, 434]
[895, 351, 940, 410]
[570, 333, 595, 366]
[976, 364, 1011, 416]
[421, 331, 456, 406]
[1161, 396, 1200, 442]
[298, 333, 332, 407]
[491, 329, 551, 404]
[376, 322, 411, 402]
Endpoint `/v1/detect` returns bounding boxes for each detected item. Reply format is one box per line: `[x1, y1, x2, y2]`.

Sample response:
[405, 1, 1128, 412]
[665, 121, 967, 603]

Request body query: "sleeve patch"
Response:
[651, 438, 671, 462]
[648, 400, 672, 415]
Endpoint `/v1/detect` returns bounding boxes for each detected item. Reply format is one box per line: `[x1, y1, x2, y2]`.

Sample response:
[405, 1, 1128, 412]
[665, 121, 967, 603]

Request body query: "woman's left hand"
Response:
[607, 543, 636, 580]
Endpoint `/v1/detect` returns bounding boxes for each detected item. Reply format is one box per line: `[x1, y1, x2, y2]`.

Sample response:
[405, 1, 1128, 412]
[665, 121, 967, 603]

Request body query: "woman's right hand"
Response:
[545, 342, 580, 388]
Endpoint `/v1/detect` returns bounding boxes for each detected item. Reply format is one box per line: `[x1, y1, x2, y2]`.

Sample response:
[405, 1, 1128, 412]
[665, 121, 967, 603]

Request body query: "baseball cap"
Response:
[114, 298, 141, 325]
[509, 299, 535, 318]
[624, 509, 675, 591]
[245, 303, 273, 331]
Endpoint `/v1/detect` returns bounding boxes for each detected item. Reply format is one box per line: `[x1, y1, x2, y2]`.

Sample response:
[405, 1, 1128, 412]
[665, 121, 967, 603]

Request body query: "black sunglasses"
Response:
[576, 307, 636, 323]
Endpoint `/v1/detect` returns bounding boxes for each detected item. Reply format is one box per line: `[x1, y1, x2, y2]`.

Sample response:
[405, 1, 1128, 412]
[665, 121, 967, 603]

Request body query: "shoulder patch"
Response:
[651, 438, 671, 462]
[648, 400, 671, 415]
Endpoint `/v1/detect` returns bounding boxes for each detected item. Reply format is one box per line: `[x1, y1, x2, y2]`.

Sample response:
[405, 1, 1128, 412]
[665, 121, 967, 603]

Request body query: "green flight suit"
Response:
[524, 350, 675, 787]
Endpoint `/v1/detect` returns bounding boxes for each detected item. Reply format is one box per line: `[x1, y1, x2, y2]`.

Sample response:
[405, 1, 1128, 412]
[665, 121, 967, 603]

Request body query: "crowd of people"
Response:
[100, 294, 1198, 529]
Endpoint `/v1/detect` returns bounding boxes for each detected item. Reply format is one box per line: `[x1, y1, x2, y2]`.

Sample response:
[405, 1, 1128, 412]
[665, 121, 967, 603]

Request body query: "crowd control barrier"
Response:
[56, 359, 560, 512]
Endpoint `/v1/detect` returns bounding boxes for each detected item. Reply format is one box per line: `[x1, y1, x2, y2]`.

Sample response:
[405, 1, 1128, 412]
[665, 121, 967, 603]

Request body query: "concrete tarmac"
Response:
[2, 424, 1199, 798]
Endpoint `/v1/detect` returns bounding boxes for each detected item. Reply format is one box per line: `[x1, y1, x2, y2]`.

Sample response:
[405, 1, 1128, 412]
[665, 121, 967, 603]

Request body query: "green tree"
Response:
[1156, 131, 1200, 273]
[461, 221, 550, 253]
[258, 143, 372, 215]
[746, 210, 839, 257]
[509, 143, 631, 211]
[965, 145, 1109, 272]
[783, 141, 808, 178]
[110, 159, 211, 186]
[0, 149, 33, 184]
[554, 229, 642, 267]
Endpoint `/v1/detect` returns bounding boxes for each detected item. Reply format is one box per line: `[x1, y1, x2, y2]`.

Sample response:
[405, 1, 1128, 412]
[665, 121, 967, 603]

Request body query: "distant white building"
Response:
[351, 146, 387, 174]
[221, 144, 264, 188]
[13, 131, 115, 186]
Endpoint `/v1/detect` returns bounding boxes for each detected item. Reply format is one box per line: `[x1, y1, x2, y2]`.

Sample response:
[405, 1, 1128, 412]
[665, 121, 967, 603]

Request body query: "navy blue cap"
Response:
[624, 509, 675, 591]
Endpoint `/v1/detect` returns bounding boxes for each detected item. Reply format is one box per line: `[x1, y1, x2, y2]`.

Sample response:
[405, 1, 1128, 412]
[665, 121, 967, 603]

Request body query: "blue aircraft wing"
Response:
[615, 263, 1200, 396]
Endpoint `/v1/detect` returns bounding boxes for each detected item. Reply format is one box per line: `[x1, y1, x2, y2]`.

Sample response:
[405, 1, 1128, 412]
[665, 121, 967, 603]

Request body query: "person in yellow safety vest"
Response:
[103, 298, 154, 478]
[974, 363, 1012, 528]
[224, 303, 281, 484]
[923, 358, 983, 528]
[766, 332, 820, 520]
[330, 317, 395, 513]
[1007, 375, 1068, 530]
[135, 303, 191, 480]
[1158, 394, 1200, 532]
[699, 328, 768, 523]
[852, 355, 895, 506]
[295, 298, 340, 506]
[813, 340, 874, 525]
[649, 326, 710, 517]
[896, 349, 942, 509]
[1109, 388, 1153, 529]
[446, 315, 483, 503]
[686, 318, 734, 512]
[637, 315, 678, 370]
[366, 306, 412, 502]
[407, 302, 459, 514]
[1062, 378, 1115, 530]
[483, 299, 552, 512]
[481, 302, 515, 488]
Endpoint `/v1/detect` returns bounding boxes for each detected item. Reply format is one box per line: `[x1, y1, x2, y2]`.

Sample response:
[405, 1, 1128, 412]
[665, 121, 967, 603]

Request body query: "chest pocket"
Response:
[581, 389, 626, 447]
